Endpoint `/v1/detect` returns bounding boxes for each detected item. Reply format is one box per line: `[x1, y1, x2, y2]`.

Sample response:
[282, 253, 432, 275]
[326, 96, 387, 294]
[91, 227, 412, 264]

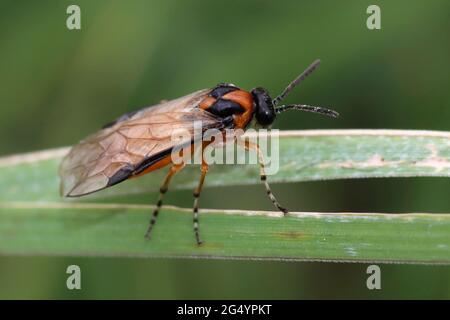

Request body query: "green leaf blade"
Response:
[0, 203, 449, 264]
[0, 129, 449, 264]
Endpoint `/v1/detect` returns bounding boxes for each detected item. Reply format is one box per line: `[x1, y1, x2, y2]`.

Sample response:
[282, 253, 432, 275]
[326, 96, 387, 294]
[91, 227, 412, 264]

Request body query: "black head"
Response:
[252, 59, 339, 128]
[251, 87, 276, 127]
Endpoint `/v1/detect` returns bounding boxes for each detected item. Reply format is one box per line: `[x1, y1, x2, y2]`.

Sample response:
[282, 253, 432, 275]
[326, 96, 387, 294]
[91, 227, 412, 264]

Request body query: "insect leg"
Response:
[192, 161, 209, 245]
[145, 163, 185, 240]
[239, 138, 289, 215]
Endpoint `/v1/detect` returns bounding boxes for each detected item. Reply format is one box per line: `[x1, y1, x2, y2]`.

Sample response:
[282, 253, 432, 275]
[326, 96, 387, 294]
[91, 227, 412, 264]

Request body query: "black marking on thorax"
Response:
[207, 99, 245, 118]
[210, 84, 238, 98]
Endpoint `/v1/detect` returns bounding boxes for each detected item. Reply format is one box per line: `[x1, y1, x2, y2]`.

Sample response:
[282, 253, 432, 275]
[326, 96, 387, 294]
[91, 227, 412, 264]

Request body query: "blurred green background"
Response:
[0, 0, 450, 299]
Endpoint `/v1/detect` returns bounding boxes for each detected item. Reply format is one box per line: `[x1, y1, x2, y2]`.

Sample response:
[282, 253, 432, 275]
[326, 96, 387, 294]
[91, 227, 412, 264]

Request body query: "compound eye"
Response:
[256, 108, 275, 126]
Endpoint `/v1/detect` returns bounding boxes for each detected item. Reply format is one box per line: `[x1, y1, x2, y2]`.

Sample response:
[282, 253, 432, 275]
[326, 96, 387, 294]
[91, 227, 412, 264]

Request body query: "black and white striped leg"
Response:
[145, 164, 184, 240]
[192, 163, 208, 245]
[241, 139, 289, 216]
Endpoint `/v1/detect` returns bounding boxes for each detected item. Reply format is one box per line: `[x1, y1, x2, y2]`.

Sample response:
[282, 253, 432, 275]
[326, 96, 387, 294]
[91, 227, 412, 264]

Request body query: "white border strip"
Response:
[1, 202, 449, 220]
[1, 129, 449, 167]
[0, 147, 70, 167]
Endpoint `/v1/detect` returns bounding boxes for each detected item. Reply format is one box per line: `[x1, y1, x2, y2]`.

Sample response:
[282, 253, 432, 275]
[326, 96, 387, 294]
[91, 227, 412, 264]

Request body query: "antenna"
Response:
[275, 104, 339, 118]
[272, 59, 321, 106]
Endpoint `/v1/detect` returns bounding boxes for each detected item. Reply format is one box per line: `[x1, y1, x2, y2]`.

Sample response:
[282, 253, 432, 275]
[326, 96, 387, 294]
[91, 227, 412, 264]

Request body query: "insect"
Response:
[59, 59, 339, 245]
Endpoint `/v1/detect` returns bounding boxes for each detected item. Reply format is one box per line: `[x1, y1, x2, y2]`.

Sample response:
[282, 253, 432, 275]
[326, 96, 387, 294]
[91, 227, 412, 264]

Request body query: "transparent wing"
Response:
[59, 89, 221, 197]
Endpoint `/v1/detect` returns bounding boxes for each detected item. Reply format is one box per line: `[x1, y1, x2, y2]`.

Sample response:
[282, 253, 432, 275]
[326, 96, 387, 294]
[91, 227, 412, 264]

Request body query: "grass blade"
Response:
[0, 129, 449, 263]
[0, 202, 449, 264]
[1, 129, 450, 202]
